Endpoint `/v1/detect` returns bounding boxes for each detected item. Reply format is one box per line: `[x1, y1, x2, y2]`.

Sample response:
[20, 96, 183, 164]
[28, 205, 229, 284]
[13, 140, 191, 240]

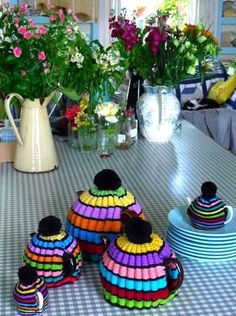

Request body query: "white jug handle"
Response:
[225, 205, 234, 224]
[186, 196, 192, 206]
[4, 93, 24, 145]
[36, 291, 44, 312]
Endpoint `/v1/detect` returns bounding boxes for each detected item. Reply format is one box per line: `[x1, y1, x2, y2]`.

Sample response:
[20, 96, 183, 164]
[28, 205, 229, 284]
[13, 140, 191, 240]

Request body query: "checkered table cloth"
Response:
[0, 120, 236, 316]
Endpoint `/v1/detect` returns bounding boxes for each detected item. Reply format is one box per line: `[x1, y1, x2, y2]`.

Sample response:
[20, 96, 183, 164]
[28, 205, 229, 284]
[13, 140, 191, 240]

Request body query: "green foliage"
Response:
[0, 3, 90, 100]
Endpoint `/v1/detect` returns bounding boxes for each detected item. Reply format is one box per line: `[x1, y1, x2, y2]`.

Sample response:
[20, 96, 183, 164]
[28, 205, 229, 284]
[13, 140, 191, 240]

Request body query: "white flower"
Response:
[71, 47, 84, 68]
[94, 102, 120, 121]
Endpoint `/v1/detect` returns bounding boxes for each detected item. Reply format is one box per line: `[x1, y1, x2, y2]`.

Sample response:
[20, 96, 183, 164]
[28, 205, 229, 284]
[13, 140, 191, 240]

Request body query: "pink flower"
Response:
[67, 27, 73, 35]
[19, 6, 27, 13]
[49, 3, 56, 9]
[18, 26, 26, 35]
[49, 15, 56, 21]
[44, 68, 49, 73]
[3, 2, 9, 8]
[58, 9, 65, 21]
[13, 47, 22, 58]
[21, 70, 27, 76]
[13, 17, 20, 24]
[39, 26, 48, 35]
[38, 51, 46, 61]
[23, 31, 31, 40]
[67, 8, 72, 14]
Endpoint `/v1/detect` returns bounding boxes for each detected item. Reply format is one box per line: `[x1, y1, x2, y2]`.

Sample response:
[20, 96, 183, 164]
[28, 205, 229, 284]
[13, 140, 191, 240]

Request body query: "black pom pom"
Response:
[94, 169, 122, 190]
[125, 217, 152, 244]
[201, 181, 217, 200]
[38, 215, 62, 236]
[18, 265, 38, 286]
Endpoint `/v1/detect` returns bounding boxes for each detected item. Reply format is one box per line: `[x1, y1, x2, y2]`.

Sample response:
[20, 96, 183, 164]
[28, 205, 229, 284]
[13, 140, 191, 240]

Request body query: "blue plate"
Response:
[171, 245, 236, 262]
[168, 224, 236, 243]
[166, 229, 236, 254]
[168, 206, 236, 237]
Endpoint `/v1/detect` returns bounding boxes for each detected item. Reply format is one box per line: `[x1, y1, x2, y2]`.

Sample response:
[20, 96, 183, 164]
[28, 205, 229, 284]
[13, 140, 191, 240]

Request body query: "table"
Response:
[1, 120, 236, 316]
[180, 108, 236, 155]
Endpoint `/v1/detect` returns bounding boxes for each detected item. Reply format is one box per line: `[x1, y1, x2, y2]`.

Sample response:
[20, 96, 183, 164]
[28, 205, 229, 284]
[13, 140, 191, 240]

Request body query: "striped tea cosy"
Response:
[23, 216, 82, 288]
[13, 265, 48, 315]
[99, 217, 184, 309]
[187, 182, 228, 229]
[66, 169, 144, 262]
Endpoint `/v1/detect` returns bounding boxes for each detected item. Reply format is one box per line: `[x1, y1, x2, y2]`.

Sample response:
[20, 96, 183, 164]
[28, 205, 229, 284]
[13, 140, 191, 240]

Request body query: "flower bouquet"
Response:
[0, 2, 89, 100]
[109, 10, 220, 87]
[94, 102, 120, 157]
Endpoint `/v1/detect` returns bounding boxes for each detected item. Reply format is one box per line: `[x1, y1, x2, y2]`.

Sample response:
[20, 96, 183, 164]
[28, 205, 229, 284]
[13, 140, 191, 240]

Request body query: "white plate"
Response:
[166, 230, 236, 254]
[169, 241, 236, 261]
[168, 224, 236, 243]
[173, 245, 236, 262]
[168, 206, 236, 237]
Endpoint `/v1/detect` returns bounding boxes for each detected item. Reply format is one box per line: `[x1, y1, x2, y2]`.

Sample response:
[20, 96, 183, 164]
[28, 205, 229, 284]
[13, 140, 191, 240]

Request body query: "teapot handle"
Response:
[225, 205, 234, 224]
[4, 93, 24, 145]
[36, 291, 44, 312]
[164, 258, 184, 293]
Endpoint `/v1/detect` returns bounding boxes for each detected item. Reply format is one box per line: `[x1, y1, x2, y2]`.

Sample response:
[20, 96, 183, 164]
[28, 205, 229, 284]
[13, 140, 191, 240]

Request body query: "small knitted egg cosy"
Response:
[99, 217, 184, 309]
[23, 216, 82, 288]
[187, 181, 228, 229]
[13, 265, 48, 315]
[66, 169, 144, 262]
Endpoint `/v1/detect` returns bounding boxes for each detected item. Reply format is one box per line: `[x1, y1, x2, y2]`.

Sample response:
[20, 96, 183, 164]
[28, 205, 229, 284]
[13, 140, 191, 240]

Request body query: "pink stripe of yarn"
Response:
[103, 253, 166, 279]
[29, 244, 63, 256]
[38, 270, 62, 277]
[197, 200, 221, 208]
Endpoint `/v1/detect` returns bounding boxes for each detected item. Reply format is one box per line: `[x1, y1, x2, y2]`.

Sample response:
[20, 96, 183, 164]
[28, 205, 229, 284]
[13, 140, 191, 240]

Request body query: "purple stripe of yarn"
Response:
[158, 243, 172, 259]
[14, 291, 35, 300]
[65, 239, 78, 252]
[28, 243, 64, 256]
[107, 242, 164, 267]
[72, 202, 142, 220]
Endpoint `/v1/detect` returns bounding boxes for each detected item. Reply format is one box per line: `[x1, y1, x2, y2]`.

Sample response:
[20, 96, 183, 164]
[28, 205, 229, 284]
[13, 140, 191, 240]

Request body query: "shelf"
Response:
[221, 17, 236, 24]
[220, 47, 236, 54]
[217, 0, 236, 58]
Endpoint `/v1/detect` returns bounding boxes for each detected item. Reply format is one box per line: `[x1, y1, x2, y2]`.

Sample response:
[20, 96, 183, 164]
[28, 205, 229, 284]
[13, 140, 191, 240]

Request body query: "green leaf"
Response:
[58, 86, 79, 101]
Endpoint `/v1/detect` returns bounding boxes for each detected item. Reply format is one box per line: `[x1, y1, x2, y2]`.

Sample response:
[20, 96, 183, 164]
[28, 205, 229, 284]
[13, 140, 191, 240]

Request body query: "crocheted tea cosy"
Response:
[23, 216, 82, 288]
[99, 217, 184, 309]
[66, 169, 144, 262]
[187, 182, 228, 229]
[13, 265, 48, 315]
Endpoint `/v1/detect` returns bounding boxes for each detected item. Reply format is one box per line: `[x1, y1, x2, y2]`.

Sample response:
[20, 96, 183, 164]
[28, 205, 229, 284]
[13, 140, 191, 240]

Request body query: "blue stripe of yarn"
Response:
[32, 234, 73, 249]
[66, 223, 117, 244]
[99, 263, 167, 291]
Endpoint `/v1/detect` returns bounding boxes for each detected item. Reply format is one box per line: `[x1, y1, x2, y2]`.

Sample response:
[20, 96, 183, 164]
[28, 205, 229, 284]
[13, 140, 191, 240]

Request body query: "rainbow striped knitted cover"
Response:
[23, 231, 82, 288]
[66, 187, 144, 262]
[13, 278, 48, 315]
[187, 195, 227, 229]
[99, 234, 182, 309]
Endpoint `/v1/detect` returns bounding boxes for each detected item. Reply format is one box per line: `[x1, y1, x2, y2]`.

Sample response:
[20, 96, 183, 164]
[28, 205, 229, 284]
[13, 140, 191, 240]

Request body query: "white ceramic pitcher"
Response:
[4, 92, 59, 173]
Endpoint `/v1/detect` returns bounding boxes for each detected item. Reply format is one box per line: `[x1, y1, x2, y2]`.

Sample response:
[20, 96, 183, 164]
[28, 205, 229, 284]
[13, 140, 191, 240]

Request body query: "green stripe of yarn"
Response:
[90, 187, 126, 197]
[24, 256, 63, 271]
[190, 208, 225, 219]
[103, 289, 177, 309]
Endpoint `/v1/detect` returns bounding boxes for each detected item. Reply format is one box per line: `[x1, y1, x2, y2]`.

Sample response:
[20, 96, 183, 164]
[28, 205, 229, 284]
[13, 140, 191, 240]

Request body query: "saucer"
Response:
[168, 206, 236, 237]
[166, 229, 236, 254]
[168, 223, 236, 243]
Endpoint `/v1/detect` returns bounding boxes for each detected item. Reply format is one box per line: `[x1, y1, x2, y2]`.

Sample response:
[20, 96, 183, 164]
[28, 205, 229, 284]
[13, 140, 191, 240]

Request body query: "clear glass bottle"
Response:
[127, 108, 138, 144]
[67, 121, 79, 149]
[115, 112, 132, 150]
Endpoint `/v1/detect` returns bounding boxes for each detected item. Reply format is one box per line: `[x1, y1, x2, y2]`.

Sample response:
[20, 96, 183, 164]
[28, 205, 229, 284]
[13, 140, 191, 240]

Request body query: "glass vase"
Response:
[78, 127, 97, 153]
[67, 122, 79, 149]
[97, 121, 116, 158]
[136, 85, 180, 142]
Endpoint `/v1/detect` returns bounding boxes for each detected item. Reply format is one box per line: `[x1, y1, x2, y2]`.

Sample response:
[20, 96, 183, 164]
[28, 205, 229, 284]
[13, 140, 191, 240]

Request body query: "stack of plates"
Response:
[165, 206, 236, 261]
